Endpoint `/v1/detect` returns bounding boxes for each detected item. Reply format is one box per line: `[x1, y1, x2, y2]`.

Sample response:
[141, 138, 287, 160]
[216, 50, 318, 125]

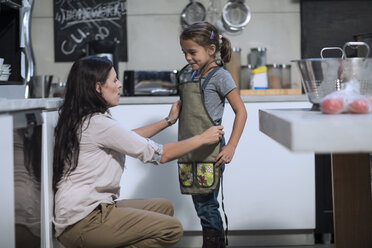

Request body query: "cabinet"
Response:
[0, 114, 15, 248]
[0, 109, 44, 248]
[110, 100, 315, 231]
[41, 110, 60, 248]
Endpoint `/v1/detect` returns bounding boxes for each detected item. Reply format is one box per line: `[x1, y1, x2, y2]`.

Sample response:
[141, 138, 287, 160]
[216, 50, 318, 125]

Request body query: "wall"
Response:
[31, 0, 301, 88]
[301, 0, 372, 59]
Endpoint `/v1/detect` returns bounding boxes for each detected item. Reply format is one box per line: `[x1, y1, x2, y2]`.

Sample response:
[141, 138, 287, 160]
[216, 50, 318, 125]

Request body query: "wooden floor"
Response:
[233, 245, 333, 248]
[174, 231, 334, 248]
[177, 244, 333, 248]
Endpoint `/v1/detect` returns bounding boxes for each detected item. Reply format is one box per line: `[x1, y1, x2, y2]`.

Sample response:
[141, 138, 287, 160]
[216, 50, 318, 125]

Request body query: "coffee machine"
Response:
[86, 40, 118, 73]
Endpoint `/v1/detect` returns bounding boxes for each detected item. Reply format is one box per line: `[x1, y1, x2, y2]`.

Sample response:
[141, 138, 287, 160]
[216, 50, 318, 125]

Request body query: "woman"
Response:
[52, 56, 224, 248]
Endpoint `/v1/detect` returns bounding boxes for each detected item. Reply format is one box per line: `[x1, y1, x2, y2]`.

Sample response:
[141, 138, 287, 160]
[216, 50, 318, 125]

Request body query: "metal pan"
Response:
[181, 0, 206, 29]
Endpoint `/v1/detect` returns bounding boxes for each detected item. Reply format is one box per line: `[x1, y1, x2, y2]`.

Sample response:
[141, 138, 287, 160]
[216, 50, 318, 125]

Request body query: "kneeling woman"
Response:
[52, 56, 224, 248]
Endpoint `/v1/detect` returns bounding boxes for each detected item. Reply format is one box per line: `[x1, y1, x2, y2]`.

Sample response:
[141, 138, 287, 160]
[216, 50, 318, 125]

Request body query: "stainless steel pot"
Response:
[181, 0, 206, 29]
[292, 42, 372, 108]
[221, 0, 251, 33]
[28, 75, 53, 98]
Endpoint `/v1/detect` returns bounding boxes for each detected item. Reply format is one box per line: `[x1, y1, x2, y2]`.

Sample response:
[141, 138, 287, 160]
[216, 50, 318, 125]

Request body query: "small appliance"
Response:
[123, 70, 178, 96]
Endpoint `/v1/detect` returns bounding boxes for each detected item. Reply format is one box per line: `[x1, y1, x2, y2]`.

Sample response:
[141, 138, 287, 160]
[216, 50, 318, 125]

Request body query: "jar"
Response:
[248, 47, 267, 69]
[267, 64, 292, 89]
[281, 64, 291, 88]
[225, 47, 241, 90]
[240, 64, 252, 89]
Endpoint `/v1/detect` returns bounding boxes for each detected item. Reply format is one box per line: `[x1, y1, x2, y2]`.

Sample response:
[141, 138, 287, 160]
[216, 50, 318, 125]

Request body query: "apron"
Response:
[177, 64, 223, 195]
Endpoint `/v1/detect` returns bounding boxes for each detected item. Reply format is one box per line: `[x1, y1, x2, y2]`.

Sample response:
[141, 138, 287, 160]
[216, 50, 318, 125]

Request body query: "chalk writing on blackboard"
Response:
[54, 0, 127, 62]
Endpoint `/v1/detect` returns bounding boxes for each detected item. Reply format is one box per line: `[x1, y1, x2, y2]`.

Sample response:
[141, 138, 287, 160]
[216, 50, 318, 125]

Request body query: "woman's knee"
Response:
[154, 198, 175, 216]
[166, 217, 183, 244]
[174, 219, 184, 242]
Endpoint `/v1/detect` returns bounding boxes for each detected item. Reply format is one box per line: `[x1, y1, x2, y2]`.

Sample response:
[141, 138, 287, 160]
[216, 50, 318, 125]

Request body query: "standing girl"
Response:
[178, 22, 247, 247]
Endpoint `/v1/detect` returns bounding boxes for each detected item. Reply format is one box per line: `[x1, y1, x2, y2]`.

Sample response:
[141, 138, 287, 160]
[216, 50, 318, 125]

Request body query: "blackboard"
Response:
[53, 0, 127, 62]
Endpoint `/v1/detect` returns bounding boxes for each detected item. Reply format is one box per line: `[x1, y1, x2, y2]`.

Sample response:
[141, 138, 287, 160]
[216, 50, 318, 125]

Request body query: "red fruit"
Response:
[321, 98, 344, 114]
[348, 98, 369, 114]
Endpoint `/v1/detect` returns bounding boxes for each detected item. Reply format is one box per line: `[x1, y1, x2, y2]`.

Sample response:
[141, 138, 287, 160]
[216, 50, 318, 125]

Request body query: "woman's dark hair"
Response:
[52, 56, 113, 192]
[180, 21, 232, 64]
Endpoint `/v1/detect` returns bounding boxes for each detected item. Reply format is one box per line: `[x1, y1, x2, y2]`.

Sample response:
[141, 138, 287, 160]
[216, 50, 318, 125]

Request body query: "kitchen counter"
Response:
[0, 97, 63, 248]
[259, 108, 372, 248]
[259, 108, 372, 153]
[0, 98, 63, 113]
[0, 96, 314, 246]
[0, 94, 306, 111]
[118, 94, 307, 105]
[110, 100, 316, 239]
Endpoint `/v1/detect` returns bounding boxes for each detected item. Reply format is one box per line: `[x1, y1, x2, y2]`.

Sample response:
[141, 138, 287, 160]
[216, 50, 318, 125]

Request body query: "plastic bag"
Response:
[320, 79, 372, 114]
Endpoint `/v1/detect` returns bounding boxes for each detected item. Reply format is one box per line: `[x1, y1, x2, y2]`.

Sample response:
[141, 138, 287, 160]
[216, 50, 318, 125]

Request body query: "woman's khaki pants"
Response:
[58, 198, 183, 248]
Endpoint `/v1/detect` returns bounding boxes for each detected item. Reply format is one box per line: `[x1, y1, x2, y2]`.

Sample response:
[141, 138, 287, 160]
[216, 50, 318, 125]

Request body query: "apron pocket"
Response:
[178, 161, 221, 195]
[178, 163, 194, 187]
[196, 162, 215, 187]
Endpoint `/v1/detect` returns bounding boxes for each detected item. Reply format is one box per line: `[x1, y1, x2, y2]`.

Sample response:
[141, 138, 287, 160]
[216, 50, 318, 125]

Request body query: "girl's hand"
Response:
[167, 100, 182, 125]
[215, 144, 236, 167]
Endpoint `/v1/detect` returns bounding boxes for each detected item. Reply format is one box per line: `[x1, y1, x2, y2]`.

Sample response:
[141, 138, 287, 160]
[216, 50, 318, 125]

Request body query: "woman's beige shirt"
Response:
[53, 113, 162, 237]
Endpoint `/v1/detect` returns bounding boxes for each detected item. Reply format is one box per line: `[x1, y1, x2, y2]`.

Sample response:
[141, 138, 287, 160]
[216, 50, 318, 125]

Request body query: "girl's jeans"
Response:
[192, 164, 225, 231]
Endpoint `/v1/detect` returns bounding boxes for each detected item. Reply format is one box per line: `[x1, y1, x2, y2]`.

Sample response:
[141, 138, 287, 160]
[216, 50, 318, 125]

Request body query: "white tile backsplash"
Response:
[245, 0, 300, 12]
[128, 0, 188, 15]
[31, 0, 302, 88]
[126, 15, 185, 70]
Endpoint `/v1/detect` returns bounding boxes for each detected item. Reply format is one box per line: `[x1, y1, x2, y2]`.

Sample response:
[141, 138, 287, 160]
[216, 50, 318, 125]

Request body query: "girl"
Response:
[52, 56, 224, 248]
[178, 22, 247, 247]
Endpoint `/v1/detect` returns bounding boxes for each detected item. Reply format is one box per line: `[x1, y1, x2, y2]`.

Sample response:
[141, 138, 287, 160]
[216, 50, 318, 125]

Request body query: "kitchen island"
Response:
[0, 94, 316, 247]
[0, 98, 62, 248]
[259, 108, 372, 248]
[117, 94, 308, 105]
[111, 94, 316, 246]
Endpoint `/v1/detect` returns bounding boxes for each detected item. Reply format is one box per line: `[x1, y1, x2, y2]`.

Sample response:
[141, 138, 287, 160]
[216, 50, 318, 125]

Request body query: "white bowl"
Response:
[0, 69, 11, 74]
[0, 73, 10, 81]
[1, 64, 11, 70]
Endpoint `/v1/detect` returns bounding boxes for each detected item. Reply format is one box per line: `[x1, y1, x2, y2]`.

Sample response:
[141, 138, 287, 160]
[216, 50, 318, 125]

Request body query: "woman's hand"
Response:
[160, 125, 224, 163]
[215, 144, 236, 167]
[133, 100, 182, 137]
[200, 125, 224, 145]
[167, 100, 182, 125]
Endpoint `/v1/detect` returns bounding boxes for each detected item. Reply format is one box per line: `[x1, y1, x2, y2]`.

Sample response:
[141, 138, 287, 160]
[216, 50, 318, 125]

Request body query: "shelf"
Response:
[240, 89, 302, 96]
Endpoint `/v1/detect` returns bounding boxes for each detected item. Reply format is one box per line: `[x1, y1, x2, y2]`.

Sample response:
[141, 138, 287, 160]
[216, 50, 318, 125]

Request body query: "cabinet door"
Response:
[41, 110, 60, 248]
[0, 114, 15, 248]
[110, 101, 315, 231]
[223, 102, 315, 230]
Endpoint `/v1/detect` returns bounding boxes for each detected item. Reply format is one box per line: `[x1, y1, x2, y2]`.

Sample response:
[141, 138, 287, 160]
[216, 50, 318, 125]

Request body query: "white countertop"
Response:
[259, 108, 372, 153]
[0, 98, 63, 113]
[0, 94, 308, 113]
[118, 94, 308, 105]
